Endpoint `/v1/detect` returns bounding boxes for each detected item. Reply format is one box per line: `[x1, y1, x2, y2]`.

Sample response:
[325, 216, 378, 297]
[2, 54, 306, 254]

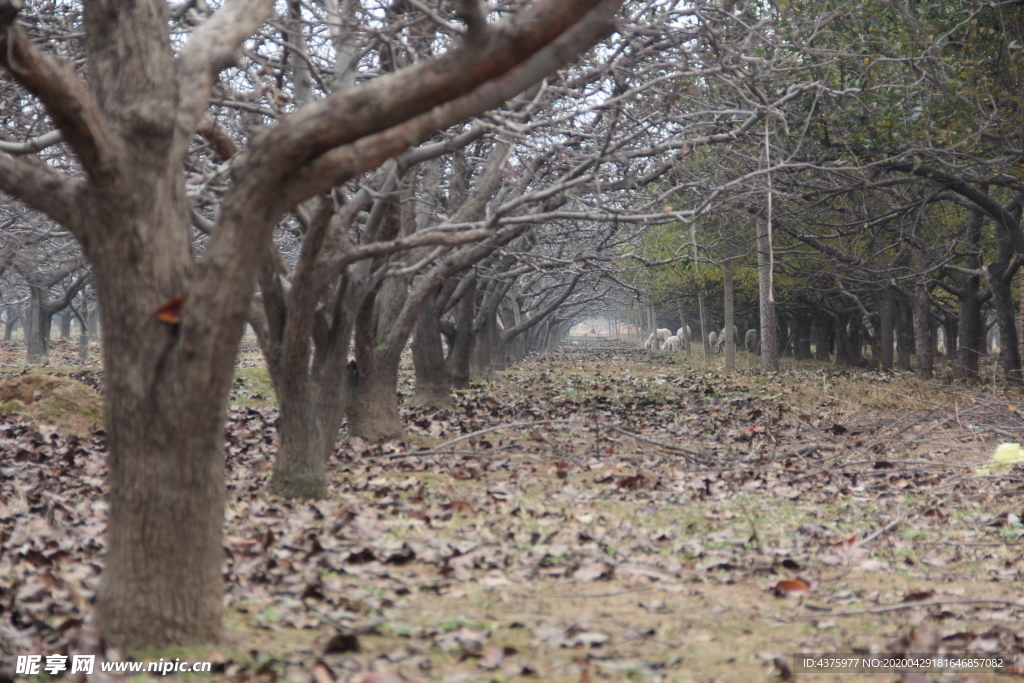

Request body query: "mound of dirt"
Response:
[0, 374, 103, 436]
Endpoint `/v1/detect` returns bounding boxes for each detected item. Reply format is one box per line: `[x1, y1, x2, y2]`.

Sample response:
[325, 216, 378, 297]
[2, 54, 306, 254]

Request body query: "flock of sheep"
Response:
[643, 326, 759, 354]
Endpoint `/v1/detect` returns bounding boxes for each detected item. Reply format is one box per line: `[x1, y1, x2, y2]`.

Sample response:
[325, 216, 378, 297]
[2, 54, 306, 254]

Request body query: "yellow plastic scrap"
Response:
[976, 442, 1024, 475]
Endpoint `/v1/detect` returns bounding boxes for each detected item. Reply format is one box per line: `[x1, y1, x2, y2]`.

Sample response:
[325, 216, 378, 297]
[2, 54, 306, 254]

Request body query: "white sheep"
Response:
[707, 330, 718, 351]
[663, 335, 682, 352]
[643, 328, 672, 351]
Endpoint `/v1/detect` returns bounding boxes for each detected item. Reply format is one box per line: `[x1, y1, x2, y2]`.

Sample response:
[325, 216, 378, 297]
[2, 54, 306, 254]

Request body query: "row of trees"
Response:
[3, 0, 1022, 653]
[630, 0, 1024, 383]
[0, 0, 812, 652]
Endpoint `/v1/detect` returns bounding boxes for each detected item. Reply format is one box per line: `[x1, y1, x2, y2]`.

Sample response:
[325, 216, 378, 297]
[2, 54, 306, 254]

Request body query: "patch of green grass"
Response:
[439, 618, 470, 632]
[38, 396, 101, 423]
[231, 367, 277, 406]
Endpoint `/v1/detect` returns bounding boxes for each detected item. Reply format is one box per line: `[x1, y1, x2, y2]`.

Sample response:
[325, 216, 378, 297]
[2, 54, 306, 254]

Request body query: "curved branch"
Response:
[0, 154, 82, 232]
[0, 130, 63, 154]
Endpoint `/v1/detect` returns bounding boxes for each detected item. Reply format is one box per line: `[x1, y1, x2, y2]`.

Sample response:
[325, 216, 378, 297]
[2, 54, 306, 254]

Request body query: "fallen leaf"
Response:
[153, 296, 185, 324]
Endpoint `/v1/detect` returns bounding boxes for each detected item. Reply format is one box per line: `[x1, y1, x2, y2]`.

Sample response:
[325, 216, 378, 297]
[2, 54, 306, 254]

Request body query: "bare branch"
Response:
[277, 0, 619, 207]
[0, 155, 82, 231]
[230, 0, 620, 213]
[0, 130, 63, 154]
[174, 0, 275, 153]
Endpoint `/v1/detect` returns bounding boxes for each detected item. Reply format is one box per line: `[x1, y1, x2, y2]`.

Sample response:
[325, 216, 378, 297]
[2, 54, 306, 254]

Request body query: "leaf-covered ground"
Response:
[3, 339, 1024, 682]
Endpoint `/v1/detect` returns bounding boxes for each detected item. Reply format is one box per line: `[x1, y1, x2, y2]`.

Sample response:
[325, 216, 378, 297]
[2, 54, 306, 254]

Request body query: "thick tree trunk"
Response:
[411, 287, 452, 408]
[849, 317, 864, 366]
[347, 354, 403, 439]
[956, 291, 984, 380]
[954, 208, 985, 380]
[272, 378, 330, 498]
[92, 180, 237, 650]
[775, 315, 790, 357]
[26, 286, 52, 362]
[263, 281, 352, 498]
[757, 218, 778, 372]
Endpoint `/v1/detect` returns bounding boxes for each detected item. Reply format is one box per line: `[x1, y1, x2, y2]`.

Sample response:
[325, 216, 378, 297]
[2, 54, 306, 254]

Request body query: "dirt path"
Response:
[3, 339, 1024, 682]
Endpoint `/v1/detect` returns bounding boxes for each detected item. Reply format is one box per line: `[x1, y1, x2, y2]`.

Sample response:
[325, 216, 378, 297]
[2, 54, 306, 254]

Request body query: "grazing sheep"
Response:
[745, 328, 758, 353]
[707, 330, 718, 351]
[663, 335, 682, 352]
[676, 325, 692, 346]
[644, 328, 672, 351]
